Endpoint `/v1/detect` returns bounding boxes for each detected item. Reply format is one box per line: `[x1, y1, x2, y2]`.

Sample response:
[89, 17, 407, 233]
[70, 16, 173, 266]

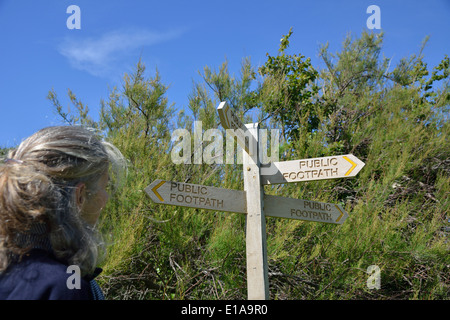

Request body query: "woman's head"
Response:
[0, 126, 126, 275]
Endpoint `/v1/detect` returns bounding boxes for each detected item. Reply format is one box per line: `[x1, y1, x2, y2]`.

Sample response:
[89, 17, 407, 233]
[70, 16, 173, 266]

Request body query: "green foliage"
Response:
[45, 29, 449, 300]
[259, 28, 319, 139]
[0, 147, 11, 158]
[48, 87, 99, 129]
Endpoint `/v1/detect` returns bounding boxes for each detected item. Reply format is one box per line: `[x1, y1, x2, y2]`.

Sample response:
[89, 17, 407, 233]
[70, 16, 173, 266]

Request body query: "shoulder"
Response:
[0, 250, 92, 300]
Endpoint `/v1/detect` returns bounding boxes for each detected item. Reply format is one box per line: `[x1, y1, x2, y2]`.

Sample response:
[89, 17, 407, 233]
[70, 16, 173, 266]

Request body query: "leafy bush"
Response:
[47, 31, 449, 300]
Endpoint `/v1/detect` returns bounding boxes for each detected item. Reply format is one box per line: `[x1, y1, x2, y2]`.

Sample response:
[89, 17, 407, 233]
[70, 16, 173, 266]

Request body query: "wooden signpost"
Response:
[145, 181, 349, 225]
[260, 154, 365, 185]
[263, 195, 348, 225]
[145, 179, 247, 214]
[145, 101, 365, 300]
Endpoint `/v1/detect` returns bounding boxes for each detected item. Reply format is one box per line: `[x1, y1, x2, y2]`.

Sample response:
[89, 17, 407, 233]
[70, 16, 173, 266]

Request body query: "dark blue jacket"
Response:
[0, 249, 103, 300]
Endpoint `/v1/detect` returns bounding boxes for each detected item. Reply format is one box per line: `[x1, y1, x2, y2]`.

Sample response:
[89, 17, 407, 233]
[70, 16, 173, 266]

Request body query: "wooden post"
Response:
[146, 102, 365, 300]
[243, 123, 269, 300]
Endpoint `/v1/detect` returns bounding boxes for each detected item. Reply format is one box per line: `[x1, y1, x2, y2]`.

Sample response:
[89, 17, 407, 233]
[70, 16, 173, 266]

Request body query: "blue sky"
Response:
[0, 0, 449, 147]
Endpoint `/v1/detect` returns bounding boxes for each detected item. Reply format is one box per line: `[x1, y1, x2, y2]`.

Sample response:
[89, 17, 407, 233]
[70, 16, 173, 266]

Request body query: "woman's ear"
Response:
[75, 182, 87, 210]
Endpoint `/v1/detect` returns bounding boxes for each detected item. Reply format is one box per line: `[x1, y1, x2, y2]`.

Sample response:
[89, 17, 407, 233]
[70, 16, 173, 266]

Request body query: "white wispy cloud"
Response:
[58, 28, 184, 77]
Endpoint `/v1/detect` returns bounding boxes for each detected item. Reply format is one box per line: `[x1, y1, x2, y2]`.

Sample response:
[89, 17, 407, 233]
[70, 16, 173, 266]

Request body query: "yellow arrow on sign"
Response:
[343, 155, 357, 176]
[218, 102, 232, 129]
[152, 180, 165, 202]
[335, 204, 345, 222]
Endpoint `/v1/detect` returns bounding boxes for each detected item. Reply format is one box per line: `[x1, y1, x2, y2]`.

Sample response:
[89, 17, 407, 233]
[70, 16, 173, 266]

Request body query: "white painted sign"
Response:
[261, 154, 365, 185]
[264, 195, 348, 225]
[145, 179, 348, 225]
[145, 179, 246, 214]
[217, 101, 256, 155]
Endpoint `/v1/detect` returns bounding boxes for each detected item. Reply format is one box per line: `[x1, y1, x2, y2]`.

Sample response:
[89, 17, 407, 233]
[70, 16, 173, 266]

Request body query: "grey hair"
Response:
[0, 126, 126, 276]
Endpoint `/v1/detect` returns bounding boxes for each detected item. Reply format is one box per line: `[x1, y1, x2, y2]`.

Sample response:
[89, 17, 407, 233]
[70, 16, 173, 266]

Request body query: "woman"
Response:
[0, 126, 126, 299]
